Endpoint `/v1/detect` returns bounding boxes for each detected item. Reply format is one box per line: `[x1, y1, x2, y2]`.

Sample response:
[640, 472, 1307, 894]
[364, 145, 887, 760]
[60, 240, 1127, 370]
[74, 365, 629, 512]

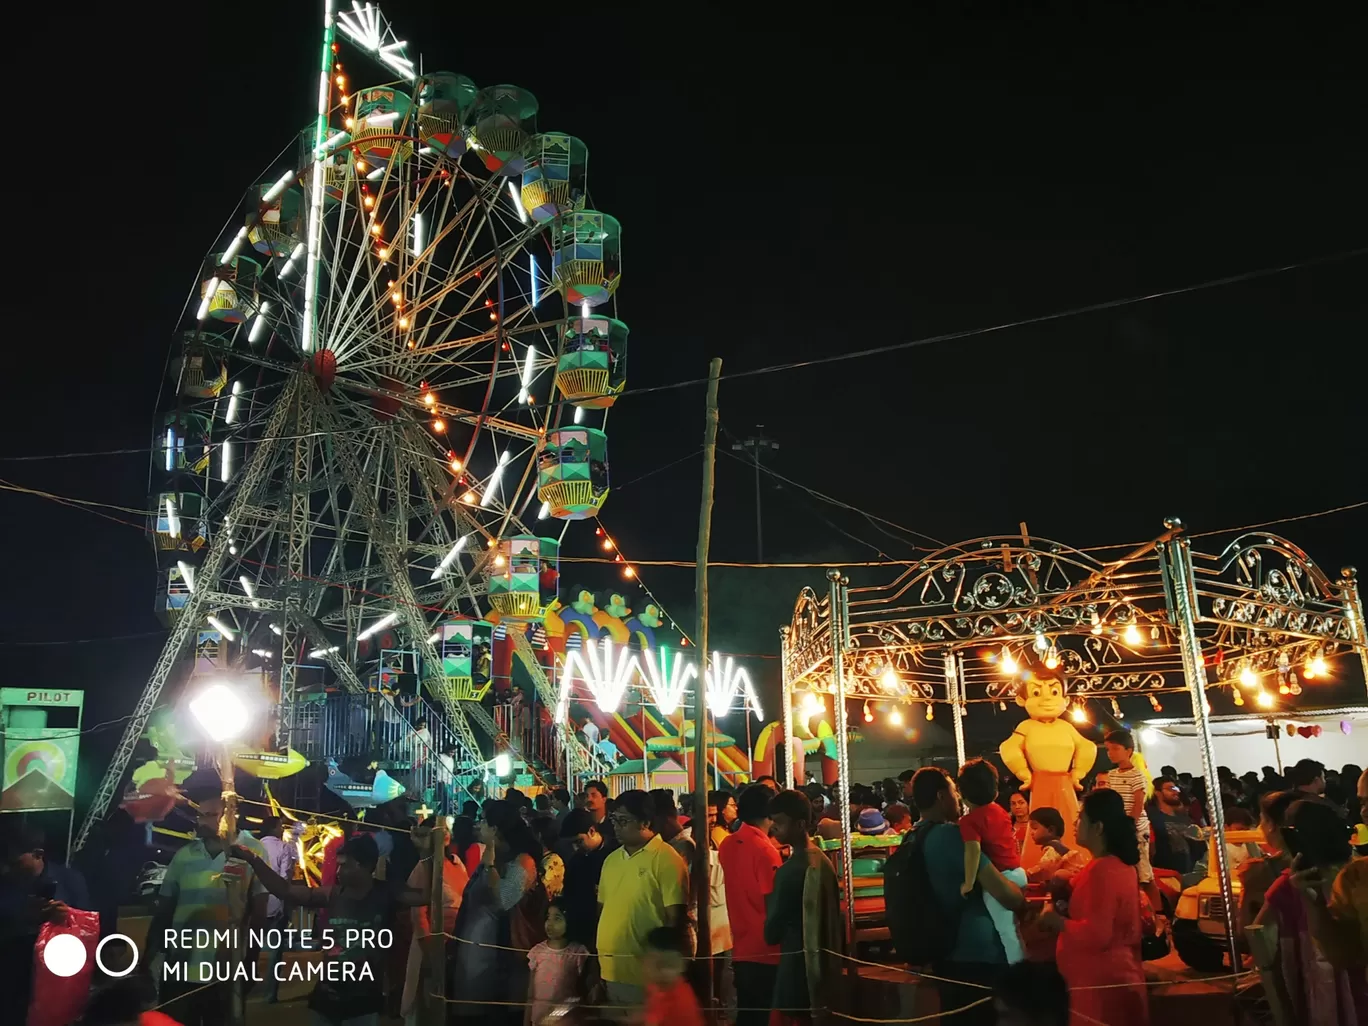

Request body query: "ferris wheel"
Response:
[75, 2, 627, 848]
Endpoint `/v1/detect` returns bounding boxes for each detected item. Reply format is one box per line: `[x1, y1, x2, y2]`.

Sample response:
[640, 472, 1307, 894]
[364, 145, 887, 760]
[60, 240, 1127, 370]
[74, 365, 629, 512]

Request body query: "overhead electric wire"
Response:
[5, 245, 1364, 468]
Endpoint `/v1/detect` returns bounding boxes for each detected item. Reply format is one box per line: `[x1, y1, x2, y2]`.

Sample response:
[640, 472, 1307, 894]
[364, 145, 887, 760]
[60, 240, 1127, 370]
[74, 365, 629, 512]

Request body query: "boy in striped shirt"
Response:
[1102, 729, 1162, 915]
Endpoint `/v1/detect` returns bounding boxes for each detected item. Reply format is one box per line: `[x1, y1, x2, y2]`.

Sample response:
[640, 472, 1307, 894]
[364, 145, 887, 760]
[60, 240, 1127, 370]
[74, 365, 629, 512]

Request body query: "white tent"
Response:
[1136, 706, 1368, 777]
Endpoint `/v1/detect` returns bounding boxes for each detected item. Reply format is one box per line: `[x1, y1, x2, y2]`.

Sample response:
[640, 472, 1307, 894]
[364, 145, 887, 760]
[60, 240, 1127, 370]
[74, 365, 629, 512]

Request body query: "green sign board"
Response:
[1, 689, 83, 812]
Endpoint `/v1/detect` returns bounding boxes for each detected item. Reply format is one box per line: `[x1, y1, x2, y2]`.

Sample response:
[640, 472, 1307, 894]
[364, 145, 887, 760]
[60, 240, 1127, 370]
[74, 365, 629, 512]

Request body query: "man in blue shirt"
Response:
[907, 767, 1024, 1026]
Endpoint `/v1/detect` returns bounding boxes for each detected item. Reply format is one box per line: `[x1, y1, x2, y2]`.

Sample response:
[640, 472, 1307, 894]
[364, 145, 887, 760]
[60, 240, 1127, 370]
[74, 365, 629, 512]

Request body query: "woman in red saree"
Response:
[1038, 788, 1148, 1026]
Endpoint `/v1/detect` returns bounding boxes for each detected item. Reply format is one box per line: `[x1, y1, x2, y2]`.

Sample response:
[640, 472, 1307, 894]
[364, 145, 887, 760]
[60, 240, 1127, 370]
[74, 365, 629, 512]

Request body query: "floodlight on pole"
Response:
[190, 683, 250, 743]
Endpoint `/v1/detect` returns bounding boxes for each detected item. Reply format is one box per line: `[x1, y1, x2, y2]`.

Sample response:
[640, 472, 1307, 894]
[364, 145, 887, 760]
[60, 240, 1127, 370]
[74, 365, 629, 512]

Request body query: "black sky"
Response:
[2, 6, 1364, 785]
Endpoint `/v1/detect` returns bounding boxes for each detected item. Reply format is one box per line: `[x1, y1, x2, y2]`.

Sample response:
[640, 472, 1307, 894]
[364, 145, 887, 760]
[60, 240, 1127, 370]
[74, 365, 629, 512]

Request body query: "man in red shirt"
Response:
[718, 783, 783, 1026]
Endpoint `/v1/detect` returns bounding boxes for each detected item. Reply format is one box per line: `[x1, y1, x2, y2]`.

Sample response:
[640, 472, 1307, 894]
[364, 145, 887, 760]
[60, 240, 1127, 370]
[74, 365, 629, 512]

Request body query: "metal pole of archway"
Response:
[1340, 566, 1368, 700]
[1158, 517, 1239, 973]
[829, 571, 857, 942]
[780, 626, 795, 789]
[945, 651, 966, 769]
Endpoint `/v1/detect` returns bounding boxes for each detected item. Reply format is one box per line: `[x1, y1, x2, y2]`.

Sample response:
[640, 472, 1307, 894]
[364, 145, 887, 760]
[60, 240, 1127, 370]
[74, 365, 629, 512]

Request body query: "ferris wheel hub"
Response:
[309, 348, 337, 391]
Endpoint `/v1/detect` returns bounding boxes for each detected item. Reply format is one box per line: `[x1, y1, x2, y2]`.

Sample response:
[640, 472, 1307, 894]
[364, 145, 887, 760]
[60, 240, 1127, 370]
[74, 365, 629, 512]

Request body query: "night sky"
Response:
[2, 7, 1364, 809]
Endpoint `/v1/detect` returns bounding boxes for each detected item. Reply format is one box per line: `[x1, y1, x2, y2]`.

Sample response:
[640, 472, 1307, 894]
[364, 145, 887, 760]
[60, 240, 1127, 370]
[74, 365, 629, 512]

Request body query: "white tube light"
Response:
[518, 345, 536, 403]
[309, 645, 340, 658]
[249, 302, 271, 343]
[431, 535, 468, 579]
[207, 615, 236, 641]
[262, 169, 296, 204]
[165, 497, 181, 538]
[221, 227, 249, 264]
[574, 405, 585, 424]
[319, 131, 349, 154]
[220, 441, 233, 482]
[412, 211, 423, 257]
[177, 560, 195, 592]
[530, 254, 539, 307]
[252, 649, 274, 659]
[225, 380, 243, 424]
[358, 611, 400, 641]
[479, 451, 512, 508]
[269, 623, 283, 636]
[509, 181, 527, 223]
[281, 243, 305, 279]
[427, 631, 441, 644]
[165, 428, 175, 471]
[197, 279, 219, 320]
[537, 501, 550, 520]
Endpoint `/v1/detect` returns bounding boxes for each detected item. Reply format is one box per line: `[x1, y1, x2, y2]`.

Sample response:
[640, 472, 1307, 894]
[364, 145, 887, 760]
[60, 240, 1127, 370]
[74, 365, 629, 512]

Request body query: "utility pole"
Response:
[693, 358, 722, 1006]
[731, 428, 779, 561]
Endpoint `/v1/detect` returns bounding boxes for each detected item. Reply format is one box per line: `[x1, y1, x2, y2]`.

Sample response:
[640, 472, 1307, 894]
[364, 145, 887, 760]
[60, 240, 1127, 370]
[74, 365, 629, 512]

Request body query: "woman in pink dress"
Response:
[1038, 788, 1148, 1026]
[1253, 798, 1366, 1025]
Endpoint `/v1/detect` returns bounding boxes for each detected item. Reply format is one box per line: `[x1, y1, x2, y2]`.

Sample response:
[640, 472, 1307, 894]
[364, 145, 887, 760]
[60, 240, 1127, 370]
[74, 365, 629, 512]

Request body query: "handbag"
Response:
[1138, 890, 1170, 961]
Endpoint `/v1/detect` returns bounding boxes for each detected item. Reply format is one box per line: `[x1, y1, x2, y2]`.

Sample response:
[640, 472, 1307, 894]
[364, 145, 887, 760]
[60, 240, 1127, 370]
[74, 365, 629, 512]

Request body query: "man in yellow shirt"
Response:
[1294, 768, 1368, 969]
[596, 789, 689, 1009]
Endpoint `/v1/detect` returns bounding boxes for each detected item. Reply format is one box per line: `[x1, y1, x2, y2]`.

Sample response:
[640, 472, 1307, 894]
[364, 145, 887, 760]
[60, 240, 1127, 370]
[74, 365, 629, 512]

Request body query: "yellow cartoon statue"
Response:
[999, 673, 1097, 868]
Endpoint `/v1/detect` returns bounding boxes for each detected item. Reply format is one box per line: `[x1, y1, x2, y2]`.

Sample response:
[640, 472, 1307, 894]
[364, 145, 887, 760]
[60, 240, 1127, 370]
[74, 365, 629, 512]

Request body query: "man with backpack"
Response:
[884, 767, 1025, 1026]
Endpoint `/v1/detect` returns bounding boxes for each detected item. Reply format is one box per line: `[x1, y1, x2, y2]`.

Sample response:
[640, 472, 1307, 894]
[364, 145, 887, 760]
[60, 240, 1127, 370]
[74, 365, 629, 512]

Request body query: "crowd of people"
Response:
[1, 752, 1366, 1026]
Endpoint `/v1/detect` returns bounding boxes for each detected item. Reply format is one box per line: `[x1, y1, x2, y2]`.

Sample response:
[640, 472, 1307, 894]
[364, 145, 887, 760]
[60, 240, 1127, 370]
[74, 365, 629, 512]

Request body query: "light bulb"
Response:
[1033, 632, 1048, 655]
[1309, 654, 1328, 677]
[1256, 690, 1274, 708]
[449, 458, 461, 472]
[494, 554, 505, 567]
[1070, 702, 1087, 723]
[432, 419, 446, 432]
[623, 566, 636, 579]
[998, 701, 1007, 711]
[1044, 643, 1060, 670]
[1232, 689, 1244, 706]
[1239, 666, 1258, 689]
[1000, 646, 1018, 675]
[925, 703, 934, 721]
[880, 667, 899, 691]
[1149, 695, 1163, 712]
[889, 707, 903, 726]
[1123, 623, 1143, 646]
[862, 701, 873, 723]
[602, 539, 613, 551]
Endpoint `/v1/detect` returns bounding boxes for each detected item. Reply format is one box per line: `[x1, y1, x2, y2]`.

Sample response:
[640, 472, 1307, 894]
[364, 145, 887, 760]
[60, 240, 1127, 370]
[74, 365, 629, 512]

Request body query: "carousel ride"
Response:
[781, 520, 1368, 961]
[76, 2, 648, 852]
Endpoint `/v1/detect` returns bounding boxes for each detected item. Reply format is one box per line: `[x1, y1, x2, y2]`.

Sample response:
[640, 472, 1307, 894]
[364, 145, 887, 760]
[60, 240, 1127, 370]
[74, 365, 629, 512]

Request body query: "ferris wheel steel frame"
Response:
[75, 2, 615, 849]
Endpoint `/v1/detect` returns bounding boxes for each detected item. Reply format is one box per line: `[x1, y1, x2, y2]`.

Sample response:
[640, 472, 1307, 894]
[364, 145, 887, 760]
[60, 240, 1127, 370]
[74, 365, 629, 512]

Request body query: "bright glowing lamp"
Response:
[1123, 623, 1143, 646]
[494, 752, 513, 777]
[1239, 666, 1258, 689]
[888, 706, 903, 726]
[1139, 727, 1158, 745]
[190, 683, 249, 743]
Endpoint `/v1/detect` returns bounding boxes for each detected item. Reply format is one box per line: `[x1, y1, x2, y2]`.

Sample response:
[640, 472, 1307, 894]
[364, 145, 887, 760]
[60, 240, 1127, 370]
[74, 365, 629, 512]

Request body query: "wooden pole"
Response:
[425, 821, 449, 1026]
[691, 358, 722, 1008]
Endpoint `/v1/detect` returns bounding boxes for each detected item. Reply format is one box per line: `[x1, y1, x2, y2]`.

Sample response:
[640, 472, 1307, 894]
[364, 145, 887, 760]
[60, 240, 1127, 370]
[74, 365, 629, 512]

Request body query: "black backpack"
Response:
[883, 822, 961, 966]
